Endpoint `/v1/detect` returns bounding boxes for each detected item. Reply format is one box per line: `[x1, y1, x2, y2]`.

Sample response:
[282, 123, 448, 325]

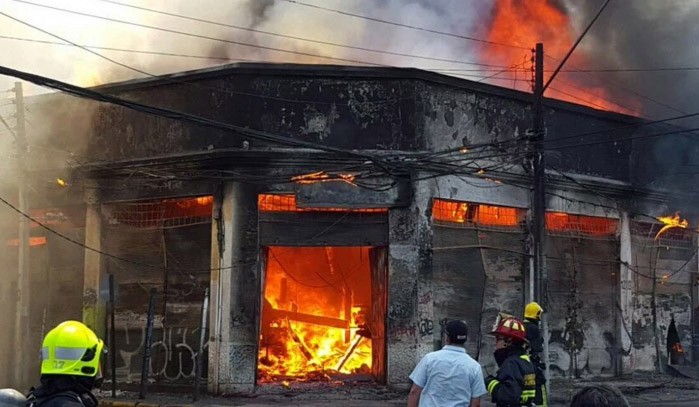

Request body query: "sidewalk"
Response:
[96, 373, 699, 407]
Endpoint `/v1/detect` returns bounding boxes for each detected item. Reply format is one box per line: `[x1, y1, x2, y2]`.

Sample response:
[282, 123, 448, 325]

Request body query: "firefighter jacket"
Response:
[524, 318, 548, 406]
[485, 348, 537, 407]
[27, 377, 98, 407]
[523, 319, 543, 357]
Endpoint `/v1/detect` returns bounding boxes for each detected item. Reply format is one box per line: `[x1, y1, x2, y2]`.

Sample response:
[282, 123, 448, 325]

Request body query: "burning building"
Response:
[2, 61, 699, 391]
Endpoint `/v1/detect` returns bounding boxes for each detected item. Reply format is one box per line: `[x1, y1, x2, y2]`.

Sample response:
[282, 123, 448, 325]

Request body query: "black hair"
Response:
[570, 385, 630, 407]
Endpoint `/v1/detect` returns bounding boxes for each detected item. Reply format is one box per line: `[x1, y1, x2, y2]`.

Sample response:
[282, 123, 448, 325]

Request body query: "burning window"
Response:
[258, 246, 383, 383]
[631, 219, 694, 248]
[258, 194, 387, 213]
[432, 199, 522, 228]
[5, 236, 47, 247]
[106, 196, 213, 229]
[546, 213, 618, 237]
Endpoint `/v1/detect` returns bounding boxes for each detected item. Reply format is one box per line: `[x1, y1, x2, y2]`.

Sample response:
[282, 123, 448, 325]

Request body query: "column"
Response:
[619, 211, 634, 373]
[82, 203, 106, 338]
[208, 182, 259, 393]
[386, 179, 433, 387]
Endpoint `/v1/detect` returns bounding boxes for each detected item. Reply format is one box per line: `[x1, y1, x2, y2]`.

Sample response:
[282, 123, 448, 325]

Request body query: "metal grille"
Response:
[105, 196, 212, 229]
[432, 199, 524, 231]
[545, 212, 618, 240]
[631, 221, 694, 249]
[258, 193, 387, 213]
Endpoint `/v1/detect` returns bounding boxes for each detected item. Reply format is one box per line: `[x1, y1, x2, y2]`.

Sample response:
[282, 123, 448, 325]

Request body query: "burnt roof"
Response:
[89, 62, 643, 124]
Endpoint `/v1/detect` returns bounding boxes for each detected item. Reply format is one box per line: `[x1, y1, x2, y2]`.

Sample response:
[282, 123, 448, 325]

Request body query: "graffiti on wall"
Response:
[114, 314, 207, 383]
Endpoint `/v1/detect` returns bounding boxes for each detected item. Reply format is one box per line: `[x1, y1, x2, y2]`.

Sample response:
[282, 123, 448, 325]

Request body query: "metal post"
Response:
[109, 274, 117, 398]
[139, 288, 157, 399]
[12, 81, 29, 389]
[531, 43, 551, 396]
[194, 288, 209, 401]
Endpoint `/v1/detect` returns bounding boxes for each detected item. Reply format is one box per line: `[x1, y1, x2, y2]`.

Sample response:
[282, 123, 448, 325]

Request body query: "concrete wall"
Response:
[626, 228, 696, 371]
[386, 178, 434, 386]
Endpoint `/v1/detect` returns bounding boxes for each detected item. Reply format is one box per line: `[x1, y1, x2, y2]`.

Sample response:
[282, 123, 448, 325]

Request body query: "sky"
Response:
[3, 0, 699, 134]
[0, 0, 491, 93]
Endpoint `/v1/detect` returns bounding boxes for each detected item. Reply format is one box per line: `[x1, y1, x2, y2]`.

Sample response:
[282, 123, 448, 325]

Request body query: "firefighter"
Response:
[27, 321, 104, 407]
[523, 302, 547, 406]
[484, 317, 537, 407]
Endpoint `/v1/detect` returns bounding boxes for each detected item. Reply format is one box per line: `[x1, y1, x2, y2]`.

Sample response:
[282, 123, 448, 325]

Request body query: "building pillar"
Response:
[387, 179, 433, 387]
[82, 203, 106, 338]
[619, 211, 634, 373]
[208, 182, 259, 393]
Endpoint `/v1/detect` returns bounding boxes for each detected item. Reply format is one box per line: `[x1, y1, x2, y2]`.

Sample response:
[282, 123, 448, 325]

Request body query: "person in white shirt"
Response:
[408, 320, 487, 407]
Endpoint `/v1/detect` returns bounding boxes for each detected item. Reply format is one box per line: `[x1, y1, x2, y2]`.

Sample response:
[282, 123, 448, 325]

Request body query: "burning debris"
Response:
[258, 247, 375, 384]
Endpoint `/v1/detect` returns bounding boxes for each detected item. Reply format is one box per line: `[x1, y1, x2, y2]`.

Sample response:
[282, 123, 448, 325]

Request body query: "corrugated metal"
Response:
[259, 212, 388, 246]
[104, 220, 211, 385]
[432, 226, 487, 356]
[546, 236, 619, 377]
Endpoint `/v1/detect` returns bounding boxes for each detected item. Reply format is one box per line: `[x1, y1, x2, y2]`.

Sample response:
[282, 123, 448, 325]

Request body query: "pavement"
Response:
[96, 373, 699, 406]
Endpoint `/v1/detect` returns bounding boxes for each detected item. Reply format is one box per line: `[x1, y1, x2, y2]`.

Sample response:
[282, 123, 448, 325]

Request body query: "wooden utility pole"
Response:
[531, 43, 551, 395]
[12, 81, 30, 388]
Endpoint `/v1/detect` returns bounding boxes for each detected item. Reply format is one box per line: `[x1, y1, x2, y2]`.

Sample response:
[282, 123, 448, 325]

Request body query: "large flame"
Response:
[655, 212, 689, 240]
[258, 247, 373, 383]
[482, 0, 640, 115]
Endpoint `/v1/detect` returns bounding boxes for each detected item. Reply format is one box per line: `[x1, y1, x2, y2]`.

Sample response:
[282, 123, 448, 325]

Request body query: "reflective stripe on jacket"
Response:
[487, 354, 537, 407]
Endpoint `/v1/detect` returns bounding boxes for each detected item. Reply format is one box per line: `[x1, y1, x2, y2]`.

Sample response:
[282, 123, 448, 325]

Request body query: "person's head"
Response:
[444, 320, 468, 345]
[41, 321, 104, 389]
[0, 389, 26, 407]
[570, 385, 630, 407]
[524, 302, 544, 321]
[490, 317, 528, 350]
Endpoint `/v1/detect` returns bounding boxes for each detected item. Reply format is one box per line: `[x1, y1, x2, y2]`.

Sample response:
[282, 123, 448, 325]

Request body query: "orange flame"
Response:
[482, 0, 641, 115]
[291, 172, 357, 186]
[6, 236, 47, 247]
[258, 247, 373, 383]
[655, 212, 689, 240]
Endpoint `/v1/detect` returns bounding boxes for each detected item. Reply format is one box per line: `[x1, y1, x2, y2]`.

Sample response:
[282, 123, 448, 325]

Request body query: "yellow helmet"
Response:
[524, 302, 544, 320]
[41, 321, 104, 377]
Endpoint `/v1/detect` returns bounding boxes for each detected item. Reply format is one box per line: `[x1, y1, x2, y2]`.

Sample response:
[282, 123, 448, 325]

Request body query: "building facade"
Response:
[4, 63, 697, 391]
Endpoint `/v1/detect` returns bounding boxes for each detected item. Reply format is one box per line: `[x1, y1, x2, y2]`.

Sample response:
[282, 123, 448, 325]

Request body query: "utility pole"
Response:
[530, 42, 551, 396]
[12, 81, 30, 388]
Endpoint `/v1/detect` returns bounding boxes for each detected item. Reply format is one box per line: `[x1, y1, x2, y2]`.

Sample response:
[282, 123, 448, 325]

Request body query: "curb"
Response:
[100, 401, 194, 407]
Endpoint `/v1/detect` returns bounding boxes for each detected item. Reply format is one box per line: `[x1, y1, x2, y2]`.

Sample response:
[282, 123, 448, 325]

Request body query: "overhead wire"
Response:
[92, 0, 509, 69]
[8, 0, 687, 119]
[0, 64, 387, 161]
[0, 22, 414, 108]
[6, 0, 387, 68]
[279, 0, 529, 51]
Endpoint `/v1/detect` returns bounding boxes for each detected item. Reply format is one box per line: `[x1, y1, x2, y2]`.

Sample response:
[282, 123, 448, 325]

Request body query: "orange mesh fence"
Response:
[106, 196, 213, 229]
[432, 199, 523, 228]
[546, 212, 618, 237]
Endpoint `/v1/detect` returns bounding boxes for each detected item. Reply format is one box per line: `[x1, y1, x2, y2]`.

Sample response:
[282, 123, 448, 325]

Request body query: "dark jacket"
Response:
[485, 346, 537, 407]
[524, 319, 543, 356]
[27, 376, 98, 407]
[524, 318, 548, 406]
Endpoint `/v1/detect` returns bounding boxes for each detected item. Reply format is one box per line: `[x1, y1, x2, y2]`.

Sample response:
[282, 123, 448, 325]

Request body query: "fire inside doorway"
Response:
[258, 246, 387, 383]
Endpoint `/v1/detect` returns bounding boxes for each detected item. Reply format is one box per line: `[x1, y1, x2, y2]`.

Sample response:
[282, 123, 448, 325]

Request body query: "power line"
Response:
[0, 34, 255, 63]
[8, 0, 385, 67]
[543, 0, 610, 92]
[280, 0, 529, 51]
[5, 3, 682, 119]
[0, 34, 537, 84]
[93, 0, 509, 69]
[545, 55, 688, 117]
[0, 64, 385, 162]
[0, 20, 411, 107]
